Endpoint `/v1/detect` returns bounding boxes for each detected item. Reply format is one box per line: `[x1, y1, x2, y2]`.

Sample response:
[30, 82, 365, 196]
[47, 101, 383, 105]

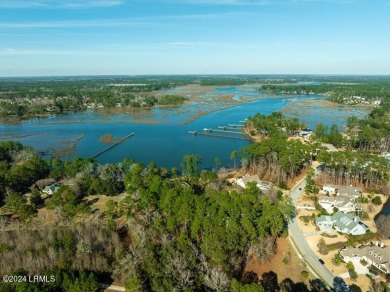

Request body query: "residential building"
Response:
[318, 195, 362, 214]
[236, 174, 273, 191]
[298, 128, 312, 138]
[322, 184, 362, 198]
[42, 182, 60, 195]
[381, 152, 390, 162]
[340, 244, 390, 274]
[316, 211, 370, 235]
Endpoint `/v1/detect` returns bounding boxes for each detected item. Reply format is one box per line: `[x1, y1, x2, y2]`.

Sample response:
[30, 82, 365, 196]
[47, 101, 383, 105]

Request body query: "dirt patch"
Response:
[245, 238, 313, 284]
[86, 193, 126, 215]
[287, 167, 309, 189]
[37, 207, 58, 224]
[344, 275, 372, 291]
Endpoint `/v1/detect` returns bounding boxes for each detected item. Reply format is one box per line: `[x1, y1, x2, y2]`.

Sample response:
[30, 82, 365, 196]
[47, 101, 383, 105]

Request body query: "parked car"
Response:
[319, 259, 325, 264]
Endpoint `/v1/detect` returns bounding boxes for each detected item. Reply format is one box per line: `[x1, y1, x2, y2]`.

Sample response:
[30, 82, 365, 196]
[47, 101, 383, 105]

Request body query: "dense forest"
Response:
[244, 112, 304, 138]
[0, 140, 298, 291]
[345, 98, 390, 152]
[242, 112, 314, 183]
[309, 93, 390, 192]
[317, 150, 390, 193]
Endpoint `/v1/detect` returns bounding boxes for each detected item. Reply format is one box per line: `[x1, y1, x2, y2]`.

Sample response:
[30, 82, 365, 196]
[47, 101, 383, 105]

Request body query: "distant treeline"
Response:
[260, 79, 390, 103]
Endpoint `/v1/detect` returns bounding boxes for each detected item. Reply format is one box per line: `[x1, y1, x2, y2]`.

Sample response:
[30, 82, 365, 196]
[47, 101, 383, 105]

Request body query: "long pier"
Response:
[189, 129, 249, 141]
[195, 132, 249, 140]
[93, 133, 134, 159]
[218, 126, 243, 132]
[205, 128, 244, 135]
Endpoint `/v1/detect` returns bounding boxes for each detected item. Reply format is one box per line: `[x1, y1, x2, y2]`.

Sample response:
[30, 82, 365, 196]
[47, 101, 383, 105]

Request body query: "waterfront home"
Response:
[236, 174, 273, 191]
[380, 152, 390, 162]
[42, 182, 60, 196]
[322, 184, 362, 198]
[318, 195, 362, 214]
[298, 128, 313, 138]
[316, 211, 370, 235]
[340, 244, 390, 274]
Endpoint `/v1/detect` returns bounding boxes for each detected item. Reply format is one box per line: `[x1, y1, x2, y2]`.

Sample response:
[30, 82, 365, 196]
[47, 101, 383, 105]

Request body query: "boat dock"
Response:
[204, 128, 244, 135]
[189, 128, 249, 141]
[188, 119, 250, 141]
[93, 133, 134, 159]
[218, 126, 242, 132]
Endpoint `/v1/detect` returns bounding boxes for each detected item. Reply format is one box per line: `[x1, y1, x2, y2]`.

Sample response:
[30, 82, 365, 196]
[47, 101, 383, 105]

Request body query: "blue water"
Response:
[382, 198, 390, 215]
[0, 86, 367, 169]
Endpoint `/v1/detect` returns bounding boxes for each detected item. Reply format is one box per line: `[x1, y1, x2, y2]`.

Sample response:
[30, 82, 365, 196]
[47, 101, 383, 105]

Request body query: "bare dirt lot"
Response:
[245, 238, 314, 285]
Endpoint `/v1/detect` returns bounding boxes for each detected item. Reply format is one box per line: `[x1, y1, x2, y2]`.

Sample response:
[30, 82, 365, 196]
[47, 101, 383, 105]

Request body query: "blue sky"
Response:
[0, 0, 389, 76]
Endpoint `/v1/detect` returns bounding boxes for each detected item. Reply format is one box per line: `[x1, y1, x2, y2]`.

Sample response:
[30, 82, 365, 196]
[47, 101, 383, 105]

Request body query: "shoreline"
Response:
[376, 196, 390, 218]
[0, 84, 323, 126]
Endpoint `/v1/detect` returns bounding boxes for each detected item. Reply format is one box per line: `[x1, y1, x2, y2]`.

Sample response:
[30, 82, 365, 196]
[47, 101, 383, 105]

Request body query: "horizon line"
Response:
[1, 73, 390, 79]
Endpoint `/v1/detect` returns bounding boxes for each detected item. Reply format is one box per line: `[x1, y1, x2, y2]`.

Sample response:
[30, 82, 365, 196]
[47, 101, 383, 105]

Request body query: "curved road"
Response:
[288, 178, 335, 287]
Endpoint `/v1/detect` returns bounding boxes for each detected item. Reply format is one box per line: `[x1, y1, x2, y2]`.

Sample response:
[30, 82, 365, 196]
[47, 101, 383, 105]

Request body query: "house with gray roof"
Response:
[340, 244, 390, 274]
[236, 174, 273, 191]
[316, 211, 370, 235]
[318, 195, 362, 214]
[42, 182, 60, 196]
[322, 184, 362, 198]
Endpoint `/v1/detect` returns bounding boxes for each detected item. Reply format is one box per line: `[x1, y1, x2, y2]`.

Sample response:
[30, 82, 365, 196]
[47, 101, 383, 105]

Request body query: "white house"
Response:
[298, 128, 312, 138]
[340, 244, 390, 274]
[318, 195, 361, 214]
[381, 152, 390, 162]
[316, 211, 370, 235]
[236, 174, 273, 191]
[42, 182, 60, 195]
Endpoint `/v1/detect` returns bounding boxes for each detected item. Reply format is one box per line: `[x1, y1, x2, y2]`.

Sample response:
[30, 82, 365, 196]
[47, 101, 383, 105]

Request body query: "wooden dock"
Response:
[93, 133, 134, 159]
[218, 126, 243, 132]
[205, 128, 244, 135]
[195, 131, 249, 140]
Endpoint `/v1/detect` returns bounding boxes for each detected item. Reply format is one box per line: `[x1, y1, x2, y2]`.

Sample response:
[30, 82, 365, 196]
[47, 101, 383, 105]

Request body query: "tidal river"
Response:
[0, 86, 369, 169]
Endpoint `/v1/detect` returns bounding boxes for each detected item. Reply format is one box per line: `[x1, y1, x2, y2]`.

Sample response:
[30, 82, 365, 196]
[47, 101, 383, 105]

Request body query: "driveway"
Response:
[303, 231, 323, 237]
[322, 143, 338, 152]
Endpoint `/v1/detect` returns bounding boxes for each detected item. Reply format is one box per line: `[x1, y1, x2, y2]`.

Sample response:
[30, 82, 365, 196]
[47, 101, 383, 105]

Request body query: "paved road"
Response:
[289, 178, 335, 287]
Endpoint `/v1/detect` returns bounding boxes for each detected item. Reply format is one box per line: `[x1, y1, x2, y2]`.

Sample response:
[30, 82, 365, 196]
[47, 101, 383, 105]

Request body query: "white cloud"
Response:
[0, 0, 124, 9]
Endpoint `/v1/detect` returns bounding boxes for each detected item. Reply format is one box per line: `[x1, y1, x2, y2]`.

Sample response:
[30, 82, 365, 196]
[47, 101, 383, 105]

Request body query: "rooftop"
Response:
[341, 245, 390, 272]
[323, 184, 362, 197]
